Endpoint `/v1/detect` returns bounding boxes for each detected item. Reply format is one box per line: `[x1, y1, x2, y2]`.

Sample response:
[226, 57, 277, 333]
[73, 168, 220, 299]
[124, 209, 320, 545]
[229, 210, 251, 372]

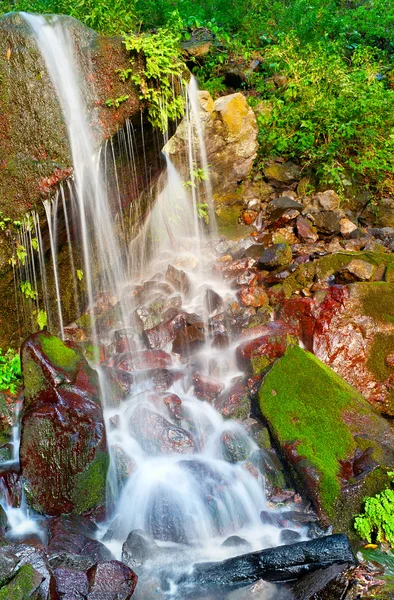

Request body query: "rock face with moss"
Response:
[165, 90, 258, 231]
[258, 345, 394, 533]
[20, 331, 109, 515]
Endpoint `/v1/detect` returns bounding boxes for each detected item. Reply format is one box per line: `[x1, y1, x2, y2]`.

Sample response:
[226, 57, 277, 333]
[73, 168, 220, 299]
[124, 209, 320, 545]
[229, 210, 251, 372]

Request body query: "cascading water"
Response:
[4, 13, 307, 599]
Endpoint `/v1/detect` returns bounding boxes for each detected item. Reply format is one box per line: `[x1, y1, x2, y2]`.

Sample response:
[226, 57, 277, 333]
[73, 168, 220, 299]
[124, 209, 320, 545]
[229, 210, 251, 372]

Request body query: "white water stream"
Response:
[3, 13, 306, 598]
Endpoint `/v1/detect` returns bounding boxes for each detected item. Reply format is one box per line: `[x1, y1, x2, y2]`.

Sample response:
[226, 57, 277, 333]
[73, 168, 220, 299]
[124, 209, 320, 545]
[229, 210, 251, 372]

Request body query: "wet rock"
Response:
[101, 367, 134, 406]
[0, 469, 22, 508]
[178, 534, 355, 588]
[267, 197, 303, 221]
[162, 393, 183, 420]
[48, 516, 114, 563]
[215, 379, 251, 420]
[144, 309, 187, 349]
[213, 257, 256, 280]
[221, 536, 252, 549]
[336, 259, 375, 282]
[121, 530, 159, 572]
[204, 289, 223, 314]
[86, 560, 138, 599]
[111, 350, 172, 371]
[312, 211, 342, 234]
[280, 529, 302, 544]
[259, 345, 394, 531]
[0, 563, 44, 598]
[257, 244, 292, 271]
[220, 430, 251, 463]
[129, 406, 195, 455]
[48, 552, 95, 573]
[296, 217, 318, 244]
[236, 322, 296, 373]
[0, 550, 19, 586]
[192, 372, 224, 402]
[279, 297, 315, 351]
[20, 332, 108, 515]
[50, 567, 89, 598]
[10, 545, 51, 599]
[238, 286, 268, 308]
[166, 265, 191, 297]
[172, 325, 205, 356]
[114, 328, 136, 354]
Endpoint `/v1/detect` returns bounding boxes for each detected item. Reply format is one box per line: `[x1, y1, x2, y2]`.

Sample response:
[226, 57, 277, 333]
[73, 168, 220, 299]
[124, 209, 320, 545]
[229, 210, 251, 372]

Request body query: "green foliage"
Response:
[19, 281, 37, 300]
[16, 244, 27, 265]
[252, 37, 394, 192]
[355, 472, 394, 545]
[76, 269, 84, 281]
[2, 0, 136, 35]
[196, 202, 209, 224]
[105, 94, 129, 109]
[36, 309, 48, 330]
[0, 347, 21, 394]
[120, 19, 186, 130]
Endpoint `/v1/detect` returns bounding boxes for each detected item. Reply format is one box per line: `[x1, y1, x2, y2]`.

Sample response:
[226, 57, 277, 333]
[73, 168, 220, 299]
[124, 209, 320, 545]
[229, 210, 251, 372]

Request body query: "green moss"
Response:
[0, 564, 40, 600]
[367, 333, 394, 382]
[360, 282, 394, 323]
[72, 450, 109, 513]
[259, 345, 361, 515]
[22, 358, 45, 406]
[251, 355, 270, 374]
[40, 334, 80, 372]
[385, 263, 394, 283]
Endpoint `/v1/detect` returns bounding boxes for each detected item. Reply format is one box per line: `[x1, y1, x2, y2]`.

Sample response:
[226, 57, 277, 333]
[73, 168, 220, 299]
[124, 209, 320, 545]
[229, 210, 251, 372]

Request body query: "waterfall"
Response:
[4, 14, 304, 598]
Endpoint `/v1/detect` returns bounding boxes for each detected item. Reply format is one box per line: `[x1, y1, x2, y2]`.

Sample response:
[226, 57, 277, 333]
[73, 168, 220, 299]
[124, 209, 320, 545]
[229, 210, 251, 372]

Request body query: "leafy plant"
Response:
[120, 18, 187, 131]
[36, 309, 48, 330]
[76, 269, 84, 281]
[196, 202, 209, 224]
[105, 95, 129, 109]
[20, 281, 37, 301]
[0, 348, 22, 395]
[16, 244, 27, 265]
[355, 472, 394, 546]
[31, 238, 38, 251]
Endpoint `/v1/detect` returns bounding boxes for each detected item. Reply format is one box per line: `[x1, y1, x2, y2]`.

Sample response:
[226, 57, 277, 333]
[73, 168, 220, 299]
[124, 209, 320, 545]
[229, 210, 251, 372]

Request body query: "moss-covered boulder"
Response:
[0, 563, 43, 600]
[258, 345, 394, 533]
[20, 331, 109, 515]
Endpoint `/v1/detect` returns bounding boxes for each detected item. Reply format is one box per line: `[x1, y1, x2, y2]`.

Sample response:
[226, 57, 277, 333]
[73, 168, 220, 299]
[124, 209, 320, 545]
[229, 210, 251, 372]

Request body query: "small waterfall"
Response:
[2, 14, 305, 597]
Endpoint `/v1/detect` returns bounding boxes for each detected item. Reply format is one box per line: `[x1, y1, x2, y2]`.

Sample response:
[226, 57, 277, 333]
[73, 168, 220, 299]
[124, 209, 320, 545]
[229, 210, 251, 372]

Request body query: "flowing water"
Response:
[4, 13, 307, 598]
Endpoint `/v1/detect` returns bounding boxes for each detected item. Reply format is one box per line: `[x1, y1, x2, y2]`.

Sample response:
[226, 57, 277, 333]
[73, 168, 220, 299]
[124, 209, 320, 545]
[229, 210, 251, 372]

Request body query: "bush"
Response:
[0, 348, 21, 394]
[355, 472, 394, 546]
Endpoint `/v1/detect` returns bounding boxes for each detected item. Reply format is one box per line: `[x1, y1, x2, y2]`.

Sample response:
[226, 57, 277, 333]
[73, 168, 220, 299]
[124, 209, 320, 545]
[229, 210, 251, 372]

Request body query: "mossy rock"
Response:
[0, 564, 43, 600]
[258, 345, 394, 534]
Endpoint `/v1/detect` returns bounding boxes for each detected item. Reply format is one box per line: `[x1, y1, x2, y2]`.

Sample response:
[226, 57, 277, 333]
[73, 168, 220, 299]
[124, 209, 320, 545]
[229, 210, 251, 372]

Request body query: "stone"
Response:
[259, 345, 394, 531]
[50, 567, 89, 598]
[280, 529, 302, 544]
[204, 289, 223, 314]
[48, 516, 114, 563]
[121, 530, 159, 572]
[192, 372, 224, 402]
[257, 244, 292, 271]
[267, 197, 303, 221]
[0, 551, 19, 586]
[86, 561, 138, 599]
[111, 350, 172, 372]
[221, 535, 251, 549]
[263, 161, 301, 186]
[129, 405, 195, 455]
[236, 322, 297, 373]
[162, 393, 183, 420]
[292, 563, 355, 600]
[340, 218, 358, 237]
[215, 379, 251, 420]
[238, 285, 269, 308]
[296, 217, 318, 243]
[336, 259, 376, 282]
[0, 564, 43, 599]
[220, 430, 251, 463]
[312, 190, 340, 211]
[20, 332, 108, 515]
[172, 325, 205, 356]
[165, 265, 191, 296]
[165, 91, 258, 216]
[10, 545, 51, 599]
[144, 309, 187, 349]
[178, 535, 355, 589]
[312, 210, 342, 234]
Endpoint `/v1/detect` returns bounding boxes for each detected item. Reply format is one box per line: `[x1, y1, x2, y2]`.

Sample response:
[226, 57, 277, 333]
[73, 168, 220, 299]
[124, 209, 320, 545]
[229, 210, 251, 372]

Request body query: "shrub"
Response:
[355, 472, 394, 546]
[0, 348, 21, 394]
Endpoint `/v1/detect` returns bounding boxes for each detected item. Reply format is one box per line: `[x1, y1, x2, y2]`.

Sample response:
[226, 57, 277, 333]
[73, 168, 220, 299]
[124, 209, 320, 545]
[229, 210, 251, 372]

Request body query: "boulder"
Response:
[0, 564, 43, 599]
[86, 561, 138, 599]
[258, 345, 394, 531]
[215, 379, 251, 420]
[177, 534, 355, 589]
[20, 332, 109, 515]
[263, 161, 301, 187]
[192, 372, 224, 402]
[121, 530, 159, 572]
[165, 91, 258, 204]
[236, 322, 297, 374]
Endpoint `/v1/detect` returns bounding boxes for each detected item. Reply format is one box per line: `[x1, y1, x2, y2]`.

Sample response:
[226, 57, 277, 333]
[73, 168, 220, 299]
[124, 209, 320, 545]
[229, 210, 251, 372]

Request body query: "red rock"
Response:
[144, 309, 187, 349]
[296, 217, 318, 243]
[172, 325, 205, 356]
[114, 328, 136, 353]
[279, 297, 315, 351]
[50, 568, 89, 598]
[243, 209, 258, 225]
[192, 372, 224, 402]
[215, 379, 250, 420]
[204, 289, 223, 314]
[238, 285, 269, 308]
[87, 561, 137, 599]
[0, 469, 22, 507]
[165, 264, 191, 296]
[111, 350, 172, 371]
[163, 393, 183, 420]
[236, 322, 296, 371]
[213, 257, 256, 279]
